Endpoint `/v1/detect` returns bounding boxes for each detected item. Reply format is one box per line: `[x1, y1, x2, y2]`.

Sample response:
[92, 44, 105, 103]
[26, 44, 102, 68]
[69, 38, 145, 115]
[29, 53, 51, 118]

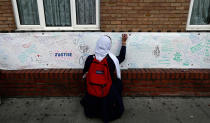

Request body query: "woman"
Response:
[81, 34, 128, 122]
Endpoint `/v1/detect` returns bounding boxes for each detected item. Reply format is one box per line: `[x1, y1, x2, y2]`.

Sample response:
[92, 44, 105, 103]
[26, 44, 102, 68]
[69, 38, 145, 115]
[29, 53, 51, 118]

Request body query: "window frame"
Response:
[12, 0, 100, 31]
[186, 0, 210, 31]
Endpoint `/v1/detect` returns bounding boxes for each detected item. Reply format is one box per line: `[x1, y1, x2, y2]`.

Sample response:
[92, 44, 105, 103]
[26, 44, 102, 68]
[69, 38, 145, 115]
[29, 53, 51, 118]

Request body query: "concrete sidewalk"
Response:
[0, 97, 210, 123]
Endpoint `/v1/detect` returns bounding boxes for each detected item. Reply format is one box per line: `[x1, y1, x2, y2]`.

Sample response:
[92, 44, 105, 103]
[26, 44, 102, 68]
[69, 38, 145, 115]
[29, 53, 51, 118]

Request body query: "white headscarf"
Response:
[95, 36, 121, 79]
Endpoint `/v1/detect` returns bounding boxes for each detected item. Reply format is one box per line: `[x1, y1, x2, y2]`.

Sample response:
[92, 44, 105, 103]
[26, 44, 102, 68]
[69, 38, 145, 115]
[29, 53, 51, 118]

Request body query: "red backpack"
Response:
[86, 56, 112, 98]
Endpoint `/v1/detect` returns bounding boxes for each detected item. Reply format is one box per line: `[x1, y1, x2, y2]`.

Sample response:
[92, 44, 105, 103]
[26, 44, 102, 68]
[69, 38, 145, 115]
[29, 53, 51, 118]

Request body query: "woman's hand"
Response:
[82, 72, 88, 79]
[122, 34, 128, 46]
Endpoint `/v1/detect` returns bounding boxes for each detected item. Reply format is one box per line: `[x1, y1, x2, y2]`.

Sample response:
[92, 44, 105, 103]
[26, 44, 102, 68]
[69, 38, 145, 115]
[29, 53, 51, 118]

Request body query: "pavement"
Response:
[0, 97, 210, 123]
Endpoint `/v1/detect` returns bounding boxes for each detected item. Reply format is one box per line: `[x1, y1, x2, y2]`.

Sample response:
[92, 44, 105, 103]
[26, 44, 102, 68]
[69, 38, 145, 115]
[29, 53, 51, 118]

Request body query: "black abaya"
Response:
[81, 46, 126, 122]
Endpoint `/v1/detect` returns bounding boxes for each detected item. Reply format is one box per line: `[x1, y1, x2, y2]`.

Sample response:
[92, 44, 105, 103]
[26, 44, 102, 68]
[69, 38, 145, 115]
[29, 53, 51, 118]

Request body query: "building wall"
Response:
[0, 0, 190, 32]
[100, 0, 191, 32]
[0, 0, 16, 31]
[0, 1, 210, 97]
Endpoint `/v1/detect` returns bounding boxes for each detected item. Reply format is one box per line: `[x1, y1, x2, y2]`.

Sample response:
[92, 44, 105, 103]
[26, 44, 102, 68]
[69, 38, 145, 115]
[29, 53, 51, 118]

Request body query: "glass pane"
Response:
[76, 0, 96, 25]
[190, 0, 210, 25]
[43, 0, 71, 26]
[17, 0, 40, 25]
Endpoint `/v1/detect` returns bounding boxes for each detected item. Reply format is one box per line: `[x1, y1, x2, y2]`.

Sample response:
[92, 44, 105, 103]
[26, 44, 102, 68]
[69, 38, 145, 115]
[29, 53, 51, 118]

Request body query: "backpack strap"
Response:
[92, 54, 109, 67]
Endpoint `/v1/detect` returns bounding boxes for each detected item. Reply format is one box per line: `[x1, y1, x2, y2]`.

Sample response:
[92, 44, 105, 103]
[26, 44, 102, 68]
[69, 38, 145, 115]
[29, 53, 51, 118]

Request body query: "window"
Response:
[12, 0, 99, 30]
[187, 0, 210, 31]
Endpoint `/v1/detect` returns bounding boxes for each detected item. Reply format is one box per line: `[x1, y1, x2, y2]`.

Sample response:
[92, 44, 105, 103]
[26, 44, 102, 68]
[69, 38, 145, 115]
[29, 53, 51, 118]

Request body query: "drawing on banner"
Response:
[183, 61, 190, 66]
[189, 33, 200, 44]
[204, 40, 210, 56]
[158, 56, 170, 65]
[203, 39, 210, 63]
[153, 45, 160, 57]
[53, 50, 73, 63]
[173, 52, 182, 62]
[0, 63, 9, 68]
[18, 45, 37, 63]
[79, 53, 89, 65]
[203, 57, 210, 63]
[0, 35, 14, 41]
[78, 44, 90, 53]
[72, 34, 92, 66]
[22, 43, 31, 48]
[158, 38, 173, 65]
[190, 42, 204, 53]
[35, 36, 55, 46]
[205, 49, 210, 57]
[128, 63, 138, 68]
[49, 51, 53, 57]
[35, 54, 47, 65]
[73, 39, 78, 45]
[55, 52, 72, 57]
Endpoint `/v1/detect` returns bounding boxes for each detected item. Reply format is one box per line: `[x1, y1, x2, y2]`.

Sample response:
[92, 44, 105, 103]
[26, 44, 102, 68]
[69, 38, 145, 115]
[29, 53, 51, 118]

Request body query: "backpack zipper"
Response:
[89, 82, 106, 96]
[89, 82, 106, 87]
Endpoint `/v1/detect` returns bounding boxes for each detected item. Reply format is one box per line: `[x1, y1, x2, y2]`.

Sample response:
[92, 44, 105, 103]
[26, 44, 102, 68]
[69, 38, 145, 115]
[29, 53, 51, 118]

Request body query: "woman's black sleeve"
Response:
[83, 55, 93, 75]
[117, 46, 126, 64]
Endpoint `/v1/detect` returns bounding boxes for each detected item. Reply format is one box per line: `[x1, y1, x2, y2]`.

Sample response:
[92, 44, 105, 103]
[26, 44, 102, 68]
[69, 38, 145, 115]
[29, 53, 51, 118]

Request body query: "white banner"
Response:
[0, 32, 209, 70]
